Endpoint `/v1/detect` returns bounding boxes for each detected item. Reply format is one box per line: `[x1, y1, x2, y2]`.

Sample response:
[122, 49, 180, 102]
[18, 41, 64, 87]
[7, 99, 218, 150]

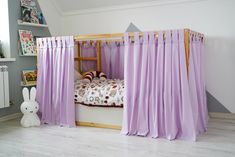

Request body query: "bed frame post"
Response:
[77, 42, 81, 73]
[96, 40, 101, 71]
[184, 29, 190, 76]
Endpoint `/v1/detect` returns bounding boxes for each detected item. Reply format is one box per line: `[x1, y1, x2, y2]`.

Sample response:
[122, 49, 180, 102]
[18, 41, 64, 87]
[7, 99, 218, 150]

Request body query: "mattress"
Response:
[74, 79, 124, 107]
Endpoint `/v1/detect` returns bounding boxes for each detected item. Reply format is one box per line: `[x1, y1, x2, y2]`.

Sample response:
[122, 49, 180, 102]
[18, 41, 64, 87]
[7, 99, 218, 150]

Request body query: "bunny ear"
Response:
[30, 87, 37, 101]
[22, 88, 29, 101]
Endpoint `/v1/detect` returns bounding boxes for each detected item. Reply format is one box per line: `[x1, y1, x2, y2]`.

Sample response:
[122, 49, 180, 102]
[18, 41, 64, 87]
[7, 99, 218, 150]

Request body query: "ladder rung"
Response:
[75, 57, 97, 61]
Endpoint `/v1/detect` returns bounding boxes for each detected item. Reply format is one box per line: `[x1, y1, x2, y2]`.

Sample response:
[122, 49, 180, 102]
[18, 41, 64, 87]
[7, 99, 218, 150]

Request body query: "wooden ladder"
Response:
[75, 41, 101, 73]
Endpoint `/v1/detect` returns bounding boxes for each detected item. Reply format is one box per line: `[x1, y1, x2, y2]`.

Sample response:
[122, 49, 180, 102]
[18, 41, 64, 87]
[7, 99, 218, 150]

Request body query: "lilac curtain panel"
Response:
[121, 30, 208, 141]
[188, 33, 208, 134]
[80, 41, 97, 72]
[36, 36, 75, 127]
[79, 41, 124, 79]
[101, 41, 124, 79]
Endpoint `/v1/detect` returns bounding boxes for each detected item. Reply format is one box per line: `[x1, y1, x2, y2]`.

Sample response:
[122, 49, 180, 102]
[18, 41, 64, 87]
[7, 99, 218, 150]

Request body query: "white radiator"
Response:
[0, 65, 9, 108]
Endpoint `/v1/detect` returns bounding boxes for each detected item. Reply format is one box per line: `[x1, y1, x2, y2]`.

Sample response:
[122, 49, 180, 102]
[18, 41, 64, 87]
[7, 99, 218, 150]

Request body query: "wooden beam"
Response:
[96, 41, 101, 71]
[74, 32, 157, 41]
[75, 57, 97, 61]
[74, 33, 124, 40]
[76, 121, 121, 130]
[75, 29, 203, 41]
[184, 29, 190, 75]
[77, 42, 81, 73]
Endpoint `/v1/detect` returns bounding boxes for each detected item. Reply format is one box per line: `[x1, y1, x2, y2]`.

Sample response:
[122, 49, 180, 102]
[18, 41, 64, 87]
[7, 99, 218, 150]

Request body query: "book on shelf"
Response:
[21, 0, 38, 24]
[22, 70, 37, 85]
[19, 30, 37, 55]
[20, 0, 45, 24]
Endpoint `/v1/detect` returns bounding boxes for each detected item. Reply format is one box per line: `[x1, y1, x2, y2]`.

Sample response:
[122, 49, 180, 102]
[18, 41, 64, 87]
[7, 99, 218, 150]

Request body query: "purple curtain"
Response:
[101, 41, 124, 79]
[36, 36, 75, 127]
[188, 33, 208, 134]
[80, 41, 97, 72]
[79, 41, 124, 79]
[121, 30, 208, 141]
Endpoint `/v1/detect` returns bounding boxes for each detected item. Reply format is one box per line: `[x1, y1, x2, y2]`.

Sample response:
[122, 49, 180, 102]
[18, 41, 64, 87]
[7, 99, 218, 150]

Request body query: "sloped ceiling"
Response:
[52, 0, 204, 15]
[54, 0, 158, 12]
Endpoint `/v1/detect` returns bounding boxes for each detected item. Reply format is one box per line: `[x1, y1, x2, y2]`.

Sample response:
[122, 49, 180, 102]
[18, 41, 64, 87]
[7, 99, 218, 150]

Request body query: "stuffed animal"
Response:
[20, 87, 40, 127]
[83, 71, 107, 83]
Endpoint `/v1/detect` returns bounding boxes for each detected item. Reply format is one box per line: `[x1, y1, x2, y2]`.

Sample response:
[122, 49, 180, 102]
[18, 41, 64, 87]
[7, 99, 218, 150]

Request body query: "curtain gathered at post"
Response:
[188, 33, 208, 134]
[121, 30, 208, 141]
[36, 36, 75, 127]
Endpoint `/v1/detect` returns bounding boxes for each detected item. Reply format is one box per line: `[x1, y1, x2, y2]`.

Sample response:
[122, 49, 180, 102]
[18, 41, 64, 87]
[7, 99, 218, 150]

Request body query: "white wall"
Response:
[37, 0, 62, 36]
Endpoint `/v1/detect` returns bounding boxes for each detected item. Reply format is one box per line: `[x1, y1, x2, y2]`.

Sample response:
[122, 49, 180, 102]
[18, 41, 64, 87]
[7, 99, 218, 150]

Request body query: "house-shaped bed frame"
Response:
[73, 28, 204, 129]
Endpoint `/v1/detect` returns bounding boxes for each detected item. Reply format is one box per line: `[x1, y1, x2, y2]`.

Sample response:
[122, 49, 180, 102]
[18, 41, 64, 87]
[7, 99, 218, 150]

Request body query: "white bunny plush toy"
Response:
[20, 87, 40, 127]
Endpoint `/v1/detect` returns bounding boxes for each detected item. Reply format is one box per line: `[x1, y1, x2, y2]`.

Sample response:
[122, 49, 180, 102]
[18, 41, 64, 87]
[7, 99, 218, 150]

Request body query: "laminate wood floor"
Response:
[0, 118, 235, 157]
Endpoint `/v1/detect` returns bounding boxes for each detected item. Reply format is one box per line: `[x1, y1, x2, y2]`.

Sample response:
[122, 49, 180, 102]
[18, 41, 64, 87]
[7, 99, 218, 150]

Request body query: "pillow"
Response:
[74, 70, 83, 81]
[83, 71, 107, 83]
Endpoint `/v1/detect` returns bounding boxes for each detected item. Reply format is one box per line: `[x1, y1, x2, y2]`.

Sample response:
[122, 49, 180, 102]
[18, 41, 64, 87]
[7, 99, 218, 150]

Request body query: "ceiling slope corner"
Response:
[50, 0, 64, 16]
[58, 0, 207, 16]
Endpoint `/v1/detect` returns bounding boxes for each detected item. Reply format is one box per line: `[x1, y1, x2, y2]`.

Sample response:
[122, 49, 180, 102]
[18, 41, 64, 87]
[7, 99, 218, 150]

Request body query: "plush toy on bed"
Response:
[83, 71, 107, 83]
[20, 87, 40, 128]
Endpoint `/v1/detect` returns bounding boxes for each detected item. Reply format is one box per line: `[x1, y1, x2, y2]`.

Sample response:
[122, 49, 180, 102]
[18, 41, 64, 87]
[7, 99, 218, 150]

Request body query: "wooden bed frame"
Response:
[75, 121, 121, 130]
[74, 29, 204, 129]
[74, 29, 204, 74]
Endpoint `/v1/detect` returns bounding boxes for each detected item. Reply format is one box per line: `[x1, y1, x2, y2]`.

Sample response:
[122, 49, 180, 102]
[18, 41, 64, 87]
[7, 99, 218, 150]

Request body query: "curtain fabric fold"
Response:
[80, 41, 97, 72]
[36, 36, 75, 127]
[101, 41, 125, 79]
[80, 41, 124, 79]
[121, 30, 208, 141]
[189, 34, 208, 134]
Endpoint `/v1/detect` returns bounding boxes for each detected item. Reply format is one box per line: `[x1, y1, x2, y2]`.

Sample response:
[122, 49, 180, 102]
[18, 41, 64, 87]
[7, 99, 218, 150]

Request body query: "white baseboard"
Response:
[0, 112, 234, 123]
[209, 112, 235, 120]
[0, 113, 22, 122]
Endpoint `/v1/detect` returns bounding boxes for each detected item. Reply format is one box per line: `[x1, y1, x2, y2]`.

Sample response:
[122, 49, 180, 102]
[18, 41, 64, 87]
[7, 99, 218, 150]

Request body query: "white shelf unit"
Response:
[20, 81, 36, 87]
[19, 54, 37, 57]
[0, 58, 16, 62]
[17, 20, 48, 28]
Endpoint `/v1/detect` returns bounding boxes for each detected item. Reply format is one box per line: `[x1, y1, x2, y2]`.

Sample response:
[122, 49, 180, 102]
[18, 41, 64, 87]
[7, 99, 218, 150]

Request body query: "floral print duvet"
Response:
[74, 79, 124, 107]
